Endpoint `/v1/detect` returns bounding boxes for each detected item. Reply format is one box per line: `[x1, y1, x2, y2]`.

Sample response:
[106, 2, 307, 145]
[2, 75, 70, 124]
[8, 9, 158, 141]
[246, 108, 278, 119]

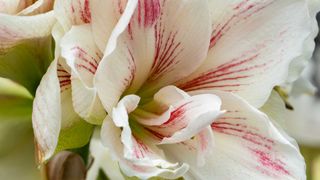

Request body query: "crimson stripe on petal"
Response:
[57, 63, 71, 92]
[210, 0, 274, 49]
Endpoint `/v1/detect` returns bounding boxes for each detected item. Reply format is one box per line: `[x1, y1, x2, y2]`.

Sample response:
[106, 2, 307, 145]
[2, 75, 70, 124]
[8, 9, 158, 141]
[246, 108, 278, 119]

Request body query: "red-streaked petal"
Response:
[60, 24, 106, 124]
[90, 0, 129, 52]
[0, 11, 55, 52]
[177, 0, 316, 108]
[60, 24, 102, 87]
[32, 60, 61, 163]
[161, 126, 214, 170]
[176, 90, 305, 179]
[140, 86, 223, 144]
[54, 0, 92, 31]
[95, 0, 139, 114]
[96, 0, 211, 114]
[132, 86, 189, 126]
[132, 0, 212, 95]
[101, 114, 189, 179]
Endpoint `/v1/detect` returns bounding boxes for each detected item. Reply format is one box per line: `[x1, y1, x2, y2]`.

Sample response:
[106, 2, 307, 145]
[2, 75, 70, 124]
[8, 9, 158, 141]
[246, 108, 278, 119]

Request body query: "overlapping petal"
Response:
[164, 90, 305, 179]
[54, 0, 92, 31]
[101, 113, 188, 179]
[138, 86, 223, 144]
[96, 0, 212, 113]
[32, 60, 61, 162]
[87, 128, 125, 180]
[177, 0, 316, 108]
[32, 22, 94, 163]
[18, 0, 54, 15]
[0, 11, 55, 52]
[60, 24, 105, 124]
[0, 0, 33, 14]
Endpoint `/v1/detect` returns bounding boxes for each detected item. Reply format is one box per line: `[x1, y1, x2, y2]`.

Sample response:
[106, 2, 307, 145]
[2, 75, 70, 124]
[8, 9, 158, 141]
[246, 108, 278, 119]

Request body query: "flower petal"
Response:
[60, 24, 106, 124]
[95, 0, 211, 112]
[132, 86, 189, 126]
[0, 0, 33, 14]
[60, 24, 101, 87]
[101, 115, 189, 179]
[32, 60, 61, 163]
[143, 86, 223, 144]
[87, 128, 125, 180]
[33, 59, 93, 163]
[56, 69, 93, 152]
[177, 0, 317, 108]
[0, 11, 55, 52]
[133, 0, 212, 94]
[160, 126, 214, 169]
[54, 0, 92, 31]
[90, 0, 128, 52]
[95, 0, 139, 113]
[18, 0, 54, 15]
[123, 0, 210, 96]
[167, 90, 305, 179]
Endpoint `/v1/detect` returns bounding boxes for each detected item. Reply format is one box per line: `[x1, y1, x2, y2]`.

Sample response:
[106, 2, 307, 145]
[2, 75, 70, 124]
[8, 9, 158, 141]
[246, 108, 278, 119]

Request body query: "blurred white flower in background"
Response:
[286, 54, 320, 147]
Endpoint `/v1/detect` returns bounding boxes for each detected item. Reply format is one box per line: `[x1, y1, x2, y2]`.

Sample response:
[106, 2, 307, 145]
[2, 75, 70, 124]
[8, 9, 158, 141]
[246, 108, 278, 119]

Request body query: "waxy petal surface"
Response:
[177, 0, 316, 108]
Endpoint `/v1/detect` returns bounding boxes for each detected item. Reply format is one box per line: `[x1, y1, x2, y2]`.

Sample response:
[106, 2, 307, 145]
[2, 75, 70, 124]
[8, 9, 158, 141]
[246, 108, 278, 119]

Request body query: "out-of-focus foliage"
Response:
[0, 78, 40, 180]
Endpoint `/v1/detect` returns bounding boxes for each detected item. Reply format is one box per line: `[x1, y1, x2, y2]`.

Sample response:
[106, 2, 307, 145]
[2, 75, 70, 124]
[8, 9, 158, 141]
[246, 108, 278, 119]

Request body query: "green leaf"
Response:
[0, 37, 54, 95]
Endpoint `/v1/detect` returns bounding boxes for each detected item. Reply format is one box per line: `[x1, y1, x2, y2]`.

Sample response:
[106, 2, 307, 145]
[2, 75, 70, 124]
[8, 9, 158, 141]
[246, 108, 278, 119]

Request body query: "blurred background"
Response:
[0, 11, 320, 180]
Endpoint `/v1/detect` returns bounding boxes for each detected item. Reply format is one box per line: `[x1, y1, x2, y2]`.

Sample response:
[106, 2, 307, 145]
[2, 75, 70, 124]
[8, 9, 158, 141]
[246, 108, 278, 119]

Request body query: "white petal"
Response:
[144, 86, 223, 144]
[172, 90, 306, 179]
[0, 0, 32, 14]
[90, 0, 128, 52]
[0, 11, 56, 52]
[95, 0, 138, 114]
[60, 24, 101, 87]
[101, 116, 188, 180]
[32, 60, 61, 163]
[177, 0, 317, 108]
[160, 126, 214, 168]
[286, 0, 320, 83]
[18, 0, 54, 15]
[54, 0, 92, 31]
[55, 63, 94, 153]
[95, 0, 211, 112]
[129, 0, 212, 95]
[86, 128, 124, 180]
[60, 25, 106, 124]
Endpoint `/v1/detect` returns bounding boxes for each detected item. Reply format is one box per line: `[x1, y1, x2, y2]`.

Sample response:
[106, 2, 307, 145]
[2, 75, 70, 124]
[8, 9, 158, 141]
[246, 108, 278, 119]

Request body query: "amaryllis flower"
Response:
[0, 0, 55, 52]
[31, 0, 319, 179]
[286, 47, 320, 146]
[93, 0, 317, 179]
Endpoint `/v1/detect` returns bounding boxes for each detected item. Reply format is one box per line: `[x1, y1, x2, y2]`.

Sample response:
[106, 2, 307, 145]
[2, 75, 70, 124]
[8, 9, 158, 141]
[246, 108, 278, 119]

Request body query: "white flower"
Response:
[285, 46, 320, 146]
[32, 0, 319, 179]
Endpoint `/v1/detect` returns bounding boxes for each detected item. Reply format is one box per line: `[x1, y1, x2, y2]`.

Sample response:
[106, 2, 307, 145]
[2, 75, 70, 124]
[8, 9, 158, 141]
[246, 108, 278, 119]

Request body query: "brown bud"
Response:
[46, 151, 86, 180]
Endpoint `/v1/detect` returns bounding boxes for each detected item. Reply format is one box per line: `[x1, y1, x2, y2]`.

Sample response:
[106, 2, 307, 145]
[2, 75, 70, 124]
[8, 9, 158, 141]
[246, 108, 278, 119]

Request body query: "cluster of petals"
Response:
[4, 0, 315, 179]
